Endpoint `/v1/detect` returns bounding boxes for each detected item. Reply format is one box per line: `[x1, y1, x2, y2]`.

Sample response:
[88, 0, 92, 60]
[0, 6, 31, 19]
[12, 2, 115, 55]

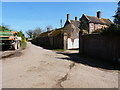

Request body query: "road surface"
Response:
[1, 42, 119, 88]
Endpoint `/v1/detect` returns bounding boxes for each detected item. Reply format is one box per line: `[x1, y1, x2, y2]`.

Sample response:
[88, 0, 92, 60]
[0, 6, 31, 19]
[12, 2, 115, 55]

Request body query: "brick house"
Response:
[80, 11, 113, 33]
[32, 14, 80, 49]
[64, 14, 80, 49]
[32, 11, 113, 50]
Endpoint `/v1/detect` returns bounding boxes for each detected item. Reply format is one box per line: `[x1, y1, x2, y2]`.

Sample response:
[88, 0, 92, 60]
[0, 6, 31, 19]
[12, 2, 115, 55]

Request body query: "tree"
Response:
[26, 28, 42, 39]
[79, 19, 89, 34]
[114, 1, 120, 25]
[17, 31, 26, 42]
[80, 20, 89, 30]
[0, 24, 9, 30]
[26, 30, 33, 38]
[32, 28, 42, 39]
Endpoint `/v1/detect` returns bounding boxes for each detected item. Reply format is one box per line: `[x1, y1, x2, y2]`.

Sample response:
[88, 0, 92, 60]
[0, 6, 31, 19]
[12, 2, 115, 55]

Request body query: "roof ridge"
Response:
[70, 20, 80, 21]
[100, 18, 109, 20]
[86, 15, 98, 18]
[84, 14, 90, 21]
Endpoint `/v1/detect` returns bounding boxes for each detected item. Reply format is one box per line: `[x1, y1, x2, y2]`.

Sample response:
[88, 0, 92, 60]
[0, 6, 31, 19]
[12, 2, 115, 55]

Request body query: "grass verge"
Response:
[53, 49, 66, 52]
[21, 42, 27, 48]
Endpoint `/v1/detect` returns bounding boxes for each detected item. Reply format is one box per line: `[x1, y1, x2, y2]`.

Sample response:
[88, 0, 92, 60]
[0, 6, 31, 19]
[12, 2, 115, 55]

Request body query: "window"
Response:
[98, 24, 101, 28]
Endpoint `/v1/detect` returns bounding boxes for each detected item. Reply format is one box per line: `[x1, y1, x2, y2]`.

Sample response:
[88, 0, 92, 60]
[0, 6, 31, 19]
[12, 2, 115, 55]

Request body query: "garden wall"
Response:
[32, 34, 65, 49]
[79, 34, 120, 61]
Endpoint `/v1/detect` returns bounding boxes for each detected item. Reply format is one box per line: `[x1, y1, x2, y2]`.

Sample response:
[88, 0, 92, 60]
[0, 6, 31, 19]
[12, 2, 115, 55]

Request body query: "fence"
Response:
[32, 34, 65, 49]
[79, 34, 120, 62]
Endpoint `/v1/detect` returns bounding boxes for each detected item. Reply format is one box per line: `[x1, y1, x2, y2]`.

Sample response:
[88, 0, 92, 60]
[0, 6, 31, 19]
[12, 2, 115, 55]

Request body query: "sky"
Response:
[1, 2, 118, 36]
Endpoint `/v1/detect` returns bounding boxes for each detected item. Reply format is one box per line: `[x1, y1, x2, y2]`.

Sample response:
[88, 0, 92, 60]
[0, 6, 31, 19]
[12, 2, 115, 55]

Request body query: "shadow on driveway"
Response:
[56, 52, 120, 71]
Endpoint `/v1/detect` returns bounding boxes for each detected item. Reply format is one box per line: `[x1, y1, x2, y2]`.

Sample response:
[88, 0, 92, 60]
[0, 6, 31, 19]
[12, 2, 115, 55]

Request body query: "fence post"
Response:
[79, 31, 83, 54]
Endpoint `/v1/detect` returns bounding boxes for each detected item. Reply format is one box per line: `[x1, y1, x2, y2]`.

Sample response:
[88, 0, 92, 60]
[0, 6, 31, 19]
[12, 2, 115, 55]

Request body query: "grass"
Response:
[69, 49, 79, 51]
[21, 42, 27, 48]
[53, 49, 66, 51]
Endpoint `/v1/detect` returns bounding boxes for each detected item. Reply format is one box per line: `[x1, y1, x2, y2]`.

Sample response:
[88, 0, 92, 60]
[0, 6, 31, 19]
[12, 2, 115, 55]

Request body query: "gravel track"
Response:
[1, 42, 119, 88]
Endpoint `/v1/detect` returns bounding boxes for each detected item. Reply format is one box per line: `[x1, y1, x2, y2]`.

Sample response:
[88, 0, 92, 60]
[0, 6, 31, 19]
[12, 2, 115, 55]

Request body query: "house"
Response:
[32, 11, 113, 50]
[80, 11, 113, 33]
[64, 14, 80, 49]
[32, 14, 80, 50]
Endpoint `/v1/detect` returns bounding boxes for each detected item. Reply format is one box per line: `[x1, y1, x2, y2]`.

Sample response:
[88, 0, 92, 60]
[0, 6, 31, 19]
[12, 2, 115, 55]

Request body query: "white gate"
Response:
[67, 38, 79, 49]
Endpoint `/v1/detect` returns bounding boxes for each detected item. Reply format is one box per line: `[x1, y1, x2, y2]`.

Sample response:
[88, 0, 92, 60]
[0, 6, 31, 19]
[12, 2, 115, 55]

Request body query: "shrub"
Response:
[92, 29, 102, 34]
[17, 31, 26, 42]
[80, 29, 88, 34]
[101, 24, 120, 35]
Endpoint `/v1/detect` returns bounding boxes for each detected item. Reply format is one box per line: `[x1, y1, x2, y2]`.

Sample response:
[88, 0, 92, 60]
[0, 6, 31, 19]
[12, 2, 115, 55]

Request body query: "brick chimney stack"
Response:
[75, 16, 78, 21]
[47, 27, 50, 31]
[67, 14, 70, 21]
[97, 11, 101, 18]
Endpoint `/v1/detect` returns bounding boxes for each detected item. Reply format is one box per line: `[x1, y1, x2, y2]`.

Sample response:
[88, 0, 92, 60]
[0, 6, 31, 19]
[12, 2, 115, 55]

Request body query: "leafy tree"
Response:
[114, 1, 120, 25]
[101, 24, 120, 35]
[0, 25, 9, 30]
[79, 20, 89, 34]
[17, 31, 26, 42]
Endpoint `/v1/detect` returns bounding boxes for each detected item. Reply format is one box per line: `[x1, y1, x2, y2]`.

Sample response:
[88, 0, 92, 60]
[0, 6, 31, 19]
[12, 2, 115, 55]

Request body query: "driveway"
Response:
[1, 42, 119, 88]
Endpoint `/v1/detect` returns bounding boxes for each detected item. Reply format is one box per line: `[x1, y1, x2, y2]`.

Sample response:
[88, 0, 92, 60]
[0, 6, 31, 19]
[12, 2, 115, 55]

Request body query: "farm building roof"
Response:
[49, 28, 64, 37]
[39, 31, 52, 37]
[38, 28, 64, 38]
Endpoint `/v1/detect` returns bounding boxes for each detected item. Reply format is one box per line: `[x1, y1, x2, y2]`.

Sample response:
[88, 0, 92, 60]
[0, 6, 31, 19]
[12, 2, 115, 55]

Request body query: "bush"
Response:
[92, 29, 102, 34]
[80, 29, 88, 34]
[91, 24, 120, 35]
[17, 31, 26, 42]
[101, 24, 120, 35]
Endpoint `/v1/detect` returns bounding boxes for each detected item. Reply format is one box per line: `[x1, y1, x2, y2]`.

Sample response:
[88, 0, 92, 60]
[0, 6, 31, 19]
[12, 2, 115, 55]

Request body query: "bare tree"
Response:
[26, 28, 42, 39]
[32, 28, 42, 39]
[26, 30, 33, 38]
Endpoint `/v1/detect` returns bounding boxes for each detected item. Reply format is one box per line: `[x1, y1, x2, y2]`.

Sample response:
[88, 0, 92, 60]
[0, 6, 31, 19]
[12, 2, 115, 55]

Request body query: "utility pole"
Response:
[60, 19, 62, 28]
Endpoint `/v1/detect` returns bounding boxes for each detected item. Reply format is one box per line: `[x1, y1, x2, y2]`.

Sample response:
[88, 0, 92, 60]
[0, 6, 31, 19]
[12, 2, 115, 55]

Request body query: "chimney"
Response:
[97, 11, 101, 18]
[67, 14, 70, 21]
[75, 16, 78, 21]
[47, 27, 50, 31]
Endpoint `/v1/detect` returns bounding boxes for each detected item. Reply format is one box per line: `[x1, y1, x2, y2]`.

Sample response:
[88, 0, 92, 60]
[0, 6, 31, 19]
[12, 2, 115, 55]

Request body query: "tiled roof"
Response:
[49, 28, 64, 37]
[64, 20, 80, 28]
[100, 18, 113, 25]
[85, 15, 113, 25]
[39, 31, 52, 37]
[39, 28, 64, 37]
[70, 20, 81, 27]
